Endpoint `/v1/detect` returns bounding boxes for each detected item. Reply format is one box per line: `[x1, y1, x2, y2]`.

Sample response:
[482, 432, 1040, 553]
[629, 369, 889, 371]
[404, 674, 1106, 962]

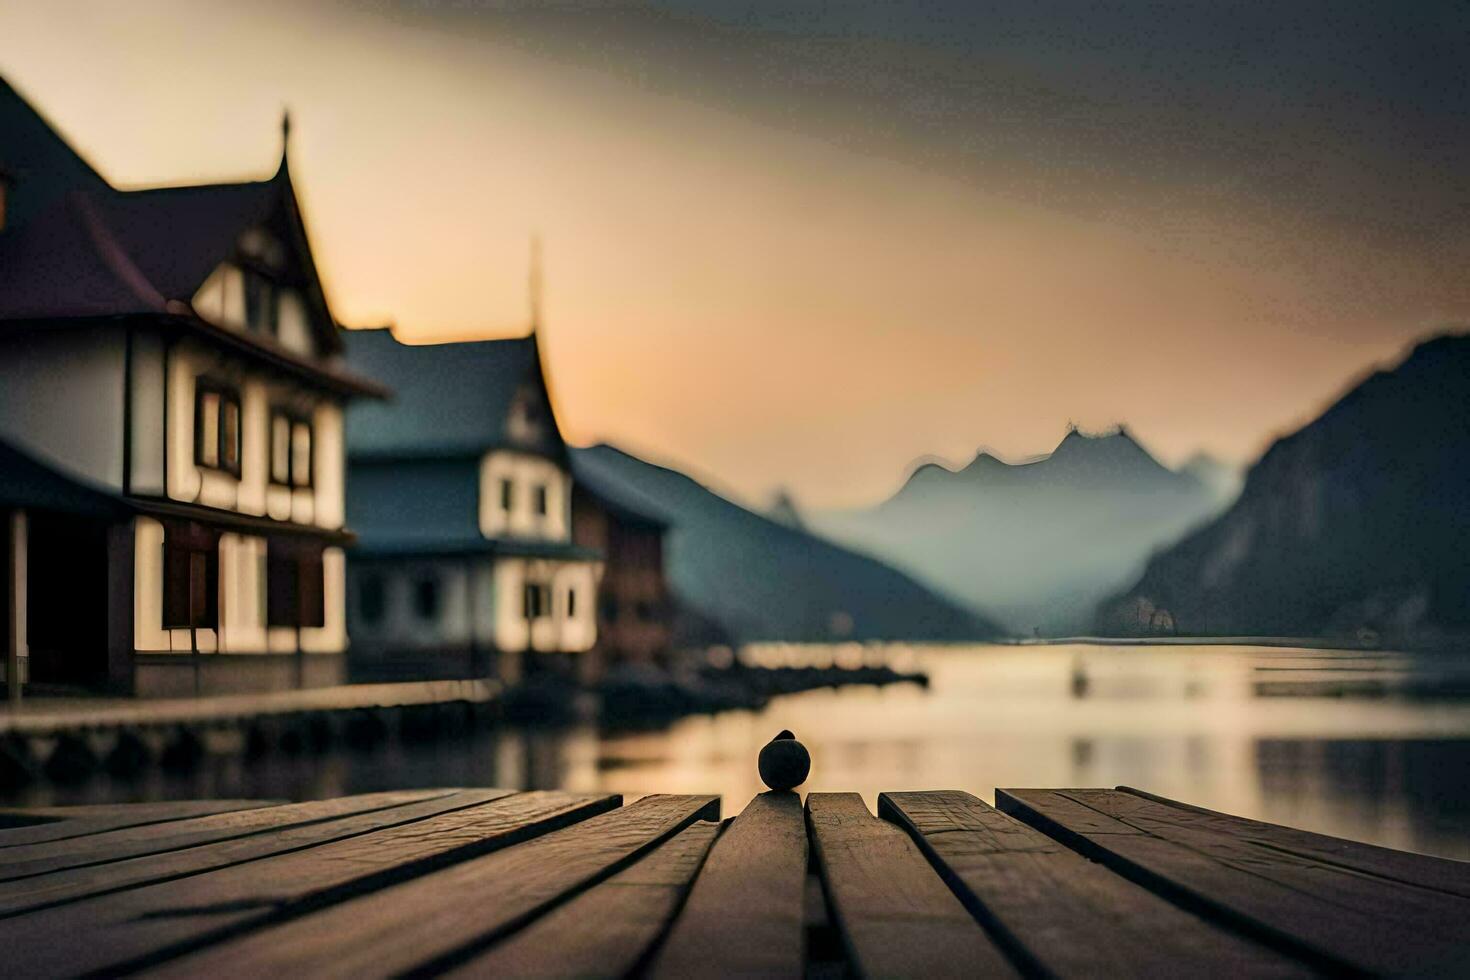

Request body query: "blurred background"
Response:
[0, 2, 1467, 860]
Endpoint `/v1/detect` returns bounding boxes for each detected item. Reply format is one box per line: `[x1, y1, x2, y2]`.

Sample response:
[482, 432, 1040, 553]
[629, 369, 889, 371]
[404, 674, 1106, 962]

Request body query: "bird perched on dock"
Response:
[758, 730, 810, 790]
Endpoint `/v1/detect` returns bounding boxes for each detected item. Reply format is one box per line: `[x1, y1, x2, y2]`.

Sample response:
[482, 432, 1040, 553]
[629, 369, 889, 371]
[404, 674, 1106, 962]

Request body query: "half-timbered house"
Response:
[0, 77, 384, 695]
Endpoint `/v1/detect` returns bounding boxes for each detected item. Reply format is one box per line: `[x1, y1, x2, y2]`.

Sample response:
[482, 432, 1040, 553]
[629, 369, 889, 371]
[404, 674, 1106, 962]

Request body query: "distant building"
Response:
[570, 468, 672, 679]
[0, 77, 383, 695]
[342, 328, 601, 683]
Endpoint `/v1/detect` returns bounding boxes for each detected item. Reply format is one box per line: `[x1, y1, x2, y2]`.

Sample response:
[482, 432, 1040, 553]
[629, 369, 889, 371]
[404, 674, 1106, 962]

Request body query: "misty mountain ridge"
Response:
[1099, 332, 1470, 642]
[812, 426, 1229, 635]
[896, 426, 1198, 501]
[571, 443, 1001, 644]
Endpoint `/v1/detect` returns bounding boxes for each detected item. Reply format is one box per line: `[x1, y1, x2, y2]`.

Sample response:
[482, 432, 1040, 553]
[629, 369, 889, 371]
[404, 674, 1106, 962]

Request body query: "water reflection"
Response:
[8, 644, 1470, 861]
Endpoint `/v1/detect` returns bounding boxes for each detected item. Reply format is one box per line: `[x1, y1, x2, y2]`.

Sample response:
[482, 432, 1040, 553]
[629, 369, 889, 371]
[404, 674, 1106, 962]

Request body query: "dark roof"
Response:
[0, 438, 127, 518]
[0, 76, 110, 230]
[0, 182, 278, 320]
[0, 75, 343, 356]
[344, 327, 557, 457]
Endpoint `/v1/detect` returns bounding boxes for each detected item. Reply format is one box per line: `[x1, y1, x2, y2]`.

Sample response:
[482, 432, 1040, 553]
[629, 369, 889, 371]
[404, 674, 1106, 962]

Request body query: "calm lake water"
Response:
[13, 644, 1470, 861]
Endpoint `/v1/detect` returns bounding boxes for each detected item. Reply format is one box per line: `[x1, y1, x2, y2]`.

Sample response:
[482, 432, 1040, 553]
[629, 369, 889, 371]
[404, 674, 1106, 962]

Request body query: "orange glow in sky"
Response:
[4, 1, 1467, 507]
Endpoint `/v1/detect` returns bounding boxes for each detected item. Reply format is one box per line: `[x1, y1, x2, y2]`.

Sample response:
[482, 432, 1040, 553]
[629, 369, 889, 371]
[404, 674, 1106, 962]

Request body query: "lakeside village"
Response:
[0, 77, 921, 765]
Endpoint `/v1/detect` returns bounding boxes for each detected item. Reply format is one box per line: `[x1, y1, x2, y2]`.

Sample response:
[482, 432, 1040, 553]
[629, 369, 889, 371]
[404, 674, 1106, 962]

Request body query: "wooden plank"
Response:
[807, 793, 1016, 979]
[647, 791, 808, 978]
[879, 791, 1305, 978]
[0, 789, 496, 918]
[0, 799, 275, 847]
[0, 790, 616, 976]
[1119, 785, 1470, 899]
[149, 794, 720, 978]
[0, 789, 449, 881]
[998, 788, 1470, 977]
[447, 820, 721, 979]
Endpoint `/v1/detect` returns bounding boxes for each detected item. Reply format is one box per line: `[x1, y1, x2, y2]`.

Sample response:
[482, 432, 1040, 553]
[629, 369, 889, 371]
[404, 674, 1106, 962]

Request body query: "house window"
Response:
[195, 383, 241, 476]
[243, 269, 279, 334]
[270, 411, 313, 488]
[566, 588, 577, 618]
[267, 542, 325, 629]
[292, 420, 312, 487]
[414, 577, 440, 620]
[359, 573, 385, 626]
[523, 582, 550, 619]
[500, 477, 514, 512]
[271, 414, 290, 485]
[162, 524, 219, 629]
[534, 484, 548, 516]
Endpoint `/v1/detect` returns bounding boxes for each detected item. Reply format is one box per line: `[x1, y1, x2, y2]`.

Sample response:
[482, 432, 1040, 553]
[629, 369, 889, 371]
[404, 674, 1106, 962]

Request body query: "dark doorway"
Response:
[26, 512, 108, 689]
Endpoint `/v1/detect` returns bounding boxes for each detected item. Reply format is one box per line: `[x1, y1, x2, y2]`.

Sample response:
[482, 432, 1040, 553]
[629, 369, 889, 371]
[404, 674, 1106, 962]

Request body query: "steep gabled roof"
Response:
[343, 326, 563, 458]
[0, 76, 110, 230]
[0, 75, 341, 354]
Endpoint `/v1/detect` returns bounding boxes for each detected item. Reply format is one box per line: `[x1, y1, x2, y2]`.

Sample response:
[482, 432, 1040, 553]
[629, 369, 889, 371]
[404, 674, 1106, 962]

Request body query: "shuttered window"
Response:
[267, 540, 326, 628]
[162, 523, 219, 629]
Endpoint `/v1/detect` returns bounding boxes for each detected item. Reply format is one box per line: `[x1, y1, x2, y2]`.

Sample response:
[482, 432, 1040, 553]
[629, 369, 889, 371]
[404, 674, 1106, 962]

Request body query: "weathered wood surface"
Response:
[449, 820, 721, 979]
[879, 790, 1304, 978]
[1119, 784, 1470, 900]
[152, 794, 720, 978]
[0, 788, 485, 919]
[0, 786, 1461, 978]
[0, 798, 275, 847]
[0, 789, 444, 882]
[998, 788, 1470, 976]
[647, 790, 808, 978]
[0, 790, 614, 976]
[807, 793, 1017, 979]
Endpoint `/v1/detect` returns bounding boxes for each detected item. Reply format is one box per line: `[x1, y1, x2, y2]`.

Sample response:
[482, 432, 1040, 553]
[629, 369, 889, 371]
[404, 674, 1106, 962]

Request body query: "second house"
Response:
[343, 327, 602, 683]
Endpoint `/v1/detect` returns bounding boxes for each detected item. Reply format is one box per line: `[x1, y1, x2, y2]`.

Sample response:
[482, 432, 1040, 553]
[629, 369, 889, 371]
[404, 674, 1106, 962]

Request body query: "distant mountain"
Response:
[570, 444, 1001, 643]
[811, 427, 1226, 635]
[1098, 334, 1470, 642]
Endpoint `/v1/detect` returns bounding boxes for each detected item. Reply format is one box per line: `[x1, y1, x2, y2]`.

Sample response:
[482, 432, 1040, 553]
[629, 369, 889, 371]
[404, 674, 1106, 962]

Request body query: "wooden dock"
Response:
[0, 786, 1463, 977]
[0, 680, 498, 784]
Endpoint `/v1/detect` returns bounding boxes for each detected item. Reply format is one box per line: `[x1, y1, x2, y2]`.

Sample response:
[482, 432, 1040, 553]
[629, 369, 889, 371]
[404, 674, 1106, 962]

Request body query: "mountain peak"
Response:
[1052, 423, 1140, 454]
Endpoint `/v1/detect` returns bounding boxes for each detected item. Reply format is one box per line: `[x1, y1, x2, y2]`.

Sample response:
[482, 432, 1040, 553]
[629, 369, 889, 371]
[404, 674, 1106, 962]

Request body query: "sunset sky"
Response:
[4, 1, 1468, 507]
